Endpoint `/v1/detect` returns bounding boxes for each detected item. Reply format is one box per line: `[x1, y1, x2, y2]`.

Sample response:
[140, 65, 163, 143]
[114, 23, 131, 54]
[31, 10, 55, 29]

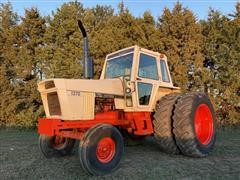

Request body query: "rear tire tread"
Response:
[153, 93, 182, 154]
[173, 92, 216, 157]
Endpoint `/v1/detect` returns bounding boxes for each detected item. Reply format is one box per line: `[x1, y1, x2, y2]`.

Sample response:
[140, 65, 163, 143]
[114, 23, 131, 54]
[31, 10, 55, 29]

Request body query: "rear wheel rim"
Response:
[96, 137, 116, 163]
[195, 104, 214, 145]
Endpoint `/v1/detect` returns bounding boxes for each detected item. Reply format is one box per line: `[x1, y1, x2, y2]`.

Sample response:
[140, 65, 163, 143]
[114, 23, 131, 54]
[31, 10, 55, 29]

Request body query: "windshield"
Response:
[105, 53, 133, 79]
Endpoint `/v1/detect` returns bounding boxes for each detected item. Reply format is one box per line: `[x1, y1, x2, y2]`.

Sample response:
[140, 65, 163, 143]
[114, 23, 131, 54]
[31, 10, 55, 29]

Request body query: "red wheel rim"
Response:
[52, 136, 66, 149]
[96, 137, 116, 163]
[195, 104, 214, 145]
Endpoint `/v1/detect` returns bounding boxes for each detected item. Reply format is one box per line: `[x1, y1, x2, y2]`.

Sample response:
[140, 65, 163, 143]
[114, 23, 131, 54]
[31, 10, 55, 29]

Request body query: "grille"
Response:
[47, 92, 61, 116]
[45, 81, 55, 89]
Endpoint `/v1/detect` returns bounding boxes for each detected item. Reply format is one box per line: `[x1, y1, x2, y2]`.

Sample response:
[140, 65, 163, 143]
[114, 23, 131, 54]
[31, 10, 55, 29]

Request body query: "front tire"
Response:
[173, 92, 216, 157]
[39, 135, 75, 158]
[79, 124, 124, 175]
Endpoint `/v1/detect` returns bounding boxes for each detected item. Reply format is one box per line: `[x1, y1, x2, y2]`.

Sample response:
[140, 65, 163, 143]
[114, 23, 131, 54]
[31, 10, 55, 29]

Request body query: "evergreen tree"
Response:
[157, 2, 205, 91]
[91, 3, 150, 77]
[0, 1, 239, 127]
[83, 5, 114, 32]
[12, 8, 46, 127]
[42, 1, 85, 78]
[1, 5, 46, 127]
[83, 5, 114, 77]
[202, 6, 240, 125]
[0, 2, 18, 126]
[136, 11, 163, 52]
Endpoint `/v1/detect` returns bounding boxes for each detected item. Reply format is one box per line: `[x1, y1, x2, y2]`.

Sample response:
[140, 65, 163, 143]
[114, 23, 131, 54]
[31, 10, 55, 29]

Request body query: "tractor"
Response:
[38, 20, 216, 175]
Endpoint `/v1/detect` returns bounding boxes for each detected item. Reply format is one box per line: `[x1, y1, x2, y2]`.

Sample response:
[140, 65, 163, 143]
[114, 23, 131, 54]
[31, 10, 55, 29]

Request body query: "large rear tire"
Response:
[173, 92, 216, 157]
[39, 135, 75, 158]
[79, 124, 124, 175]
[153, 93, 181, 154]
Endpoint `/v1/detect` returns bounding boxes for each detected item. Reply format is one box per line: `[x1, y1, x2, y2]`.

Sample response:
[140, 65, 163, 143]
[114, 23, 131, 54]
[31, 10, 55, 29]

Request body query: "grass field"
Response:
[0, 128, 240, 180]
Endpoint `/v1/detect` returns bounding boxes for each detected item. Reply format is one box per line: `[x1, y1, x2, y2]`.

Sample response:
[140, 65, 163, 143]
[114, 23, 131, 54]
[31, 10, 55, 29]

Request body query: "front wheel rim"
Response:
[96, 137, 116, 163]
[195, 104, 214, 145]
[51, 136, 67, 150]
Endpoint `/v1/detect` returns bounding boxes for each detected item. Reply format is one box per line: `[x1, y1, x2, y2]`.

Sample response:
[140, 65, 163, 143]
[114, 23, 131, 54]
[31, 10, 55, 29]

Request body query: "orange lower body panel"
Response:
[38, 111, 153, 139]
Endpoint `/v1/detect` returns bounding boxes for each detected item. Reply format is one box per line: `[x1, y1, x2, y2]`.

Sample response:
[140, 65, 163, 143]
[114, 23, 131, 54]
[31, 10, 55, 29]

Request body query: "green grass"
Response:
[0, 128, 240, 180]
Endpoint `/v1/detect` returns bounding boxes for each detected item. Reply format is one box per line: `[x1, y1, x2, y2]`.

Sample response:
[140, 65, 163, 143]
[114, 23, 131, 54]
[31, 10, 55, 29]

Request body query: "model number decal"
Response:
[68, 90, 81, 96]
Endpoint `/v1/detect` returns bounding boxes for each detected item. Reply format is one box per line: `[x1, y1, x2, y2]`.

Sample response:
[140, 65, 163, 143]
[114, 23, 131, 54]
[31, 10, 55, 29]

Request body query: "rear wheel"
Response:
[39, 135, 75, 158]
[153, 93, 181, 154]
[79, 124, 124, 175]
[173, 92, 216, 157]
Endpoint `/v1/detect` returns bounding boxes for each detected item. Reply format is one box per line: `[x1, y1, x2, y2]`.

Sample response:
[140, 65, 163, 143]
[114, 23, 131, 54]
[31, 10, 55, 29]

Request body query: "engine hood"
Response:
[38, 78, 124, 96]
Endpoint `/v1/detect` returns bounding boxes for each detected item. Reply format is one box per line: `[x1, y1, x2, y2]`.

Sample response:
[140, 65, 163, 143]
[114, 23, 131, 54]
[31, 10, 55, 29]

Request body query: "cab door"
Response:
[135, 53, 160, 110]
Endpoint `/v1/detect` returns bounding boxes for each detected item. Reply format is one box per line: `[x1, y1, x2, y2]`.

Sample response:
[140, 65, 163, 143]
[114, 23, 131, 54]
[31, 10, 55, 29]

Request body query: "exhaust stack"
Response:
[78, 20, 93, 79]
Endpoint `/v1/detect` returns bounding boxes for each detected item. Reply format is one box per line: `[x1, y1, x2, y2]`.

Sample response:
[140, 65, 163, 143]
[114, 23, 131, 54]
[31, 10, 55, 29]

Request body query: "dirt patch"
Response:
[0, 128, 240, 179]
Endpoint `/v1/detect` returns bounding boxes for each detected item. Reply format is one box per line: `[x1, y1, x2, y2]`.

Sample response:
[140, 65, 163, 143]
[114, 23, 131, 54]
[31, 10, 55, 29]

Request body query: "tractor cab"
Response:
[101, 45, 179, 112]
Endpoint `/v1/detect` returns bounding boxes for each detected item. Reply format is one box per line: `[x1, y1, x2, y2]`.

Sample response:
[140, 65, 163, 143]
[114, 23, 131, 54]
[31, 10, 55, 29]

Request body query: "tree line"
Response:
[0, 1, 239, 127]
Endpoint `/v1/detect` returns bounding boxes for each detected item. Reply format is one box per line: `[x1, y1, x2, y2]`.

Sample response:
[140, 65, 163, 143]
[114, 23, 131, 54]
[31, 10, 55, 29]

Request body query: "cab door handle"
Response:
[136, 77, 142, 81]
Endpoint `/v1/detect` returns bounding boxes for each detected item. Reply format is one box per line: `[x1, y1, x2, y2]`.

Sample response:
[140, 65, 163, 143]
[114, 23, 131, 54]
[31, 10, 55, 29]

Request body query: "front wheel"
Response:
[39, 135, 75, 158]
[173, 92, 216, 157]
[79, 124, 124, 175]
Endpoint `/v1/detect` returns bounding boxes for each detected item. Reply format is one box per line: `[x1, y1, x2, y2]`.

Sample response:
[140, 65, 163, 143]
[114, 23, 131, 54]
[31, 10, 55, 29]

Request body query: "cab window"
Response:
[105, 53, 133, 79]
[138, 82, 152, 105]
[138, 54, 158, 80]
[160, 60, 170, 82]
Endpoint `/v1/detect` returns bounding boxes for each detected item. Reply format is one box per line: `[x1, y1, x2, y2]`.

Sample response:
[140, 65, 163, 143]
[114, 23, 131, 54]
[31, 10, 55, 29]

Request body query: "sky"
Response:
[2, 0, 239, 20]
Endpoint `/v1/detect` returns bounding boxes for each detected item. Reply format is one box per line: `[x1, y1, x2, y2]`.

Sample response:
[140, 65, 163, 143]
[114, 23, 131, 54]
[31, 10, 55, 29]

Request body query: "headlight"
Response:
[125, 88, 131, 94]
